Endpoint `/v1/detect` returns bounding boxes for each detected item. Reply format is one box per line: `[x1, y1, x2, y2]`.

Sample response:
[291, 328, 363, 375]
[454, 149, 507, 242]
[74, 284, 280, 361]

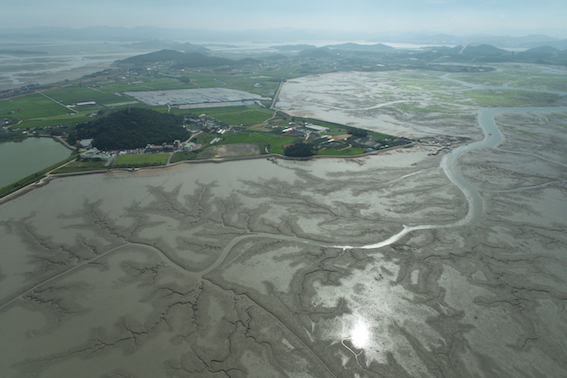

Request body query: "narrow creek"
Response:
[338, 105, 567, 250]
[197, 103, 567, 272]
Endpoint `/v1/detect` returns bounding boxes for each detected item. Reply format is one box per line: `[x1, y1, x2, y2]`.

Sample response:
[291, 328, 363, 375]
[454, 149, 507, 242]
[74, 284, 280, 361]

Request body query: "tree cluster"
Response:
[284, 142, 316, 157]
[347, 127, 368, 137]
[69, 108, 189, 150]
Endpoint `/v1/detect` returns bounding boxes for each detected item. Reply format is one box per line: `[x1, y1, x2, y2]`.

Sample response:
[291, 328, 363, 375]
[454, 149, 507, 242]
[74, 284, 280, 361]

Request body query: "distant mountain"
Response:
[297, 43, 397, 58]
[265, 54, 290, 60]
[461, 44, 511, 56]
[517, 46, 561, 57]
[173, 53, 236, 68]
[120, 49, 191, 64]
[126, 40, 210, 54]
[367, 32, 567, 49]
[3, 26, 567, 49]
[326, 43, 396, 53]
[118, 50, 236, 68]
[271, 44, 316, 51]
[299, 47, 338, 58]
[410, 43, 567, 64]
[557, 49, 567, 59]
[178, 42, 210, 54]
[238, 58, 262, 65]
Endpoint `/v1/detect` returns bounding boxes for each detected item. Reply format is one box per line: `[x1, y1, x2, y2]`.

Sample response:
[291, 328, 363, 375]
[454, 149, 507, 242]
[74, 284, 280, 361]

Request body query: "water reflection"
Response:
[339, 315, 372, 367]
[350, 317, 370, 349]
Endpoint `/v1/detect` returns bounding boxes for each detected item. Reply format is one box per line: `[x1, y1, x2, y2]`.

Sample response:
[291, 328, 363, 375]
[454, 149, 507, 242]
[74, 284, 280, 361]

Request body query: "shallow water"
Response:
[0, 137, 70, 188]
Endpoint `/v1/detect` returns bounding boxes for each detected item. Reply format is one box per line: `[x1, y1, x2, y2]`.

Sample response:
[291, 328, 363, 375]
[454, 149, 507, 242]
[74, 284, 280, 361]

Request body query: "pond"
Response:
[0, 137, 71, 188]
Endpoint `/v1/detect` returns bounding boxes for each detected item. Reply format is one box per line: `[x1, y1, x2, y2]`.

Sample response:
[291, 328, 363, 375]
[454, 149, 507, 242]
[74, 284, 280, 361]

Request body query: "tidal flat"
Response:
[1, 68, 567, 377]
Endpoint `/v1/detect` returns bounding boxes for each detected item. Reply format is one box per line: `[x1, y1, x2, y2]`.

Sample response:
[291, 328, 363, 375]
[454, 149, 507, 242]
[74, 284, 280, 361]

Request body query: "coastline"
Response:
[0, 142, 416, 206]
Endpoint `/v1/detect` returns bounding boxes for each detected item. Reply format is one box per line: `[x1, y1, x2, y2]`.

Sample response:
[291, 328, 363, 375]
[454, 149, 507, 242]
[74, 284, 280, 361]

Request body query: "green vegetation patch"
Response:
[136, 78, 195, 91]
[370, 131, 392, 141]
[0, 93, 71, 120]
[446, 70, 521, 87]
[11, 114, 94, 129]
[70, 108, 189, 150]
[52, 160, 108, 174]
[170, 151, 199, 163]
[284, 142, 316, 157]
[183, 105, 273, 125]
[46, 87, 124, 105]
[113, 153, 168, 167]
[318, 147, 366, 156]
[219, 131, 295, 155]
[509, 76, 567, 92]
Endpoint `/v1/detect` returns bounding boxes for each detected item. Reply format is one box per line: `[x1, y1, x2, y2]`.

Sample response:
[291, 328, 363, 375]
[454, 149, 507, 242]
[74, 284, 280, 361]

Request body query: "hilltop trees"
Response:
[69, 108, 189, 150]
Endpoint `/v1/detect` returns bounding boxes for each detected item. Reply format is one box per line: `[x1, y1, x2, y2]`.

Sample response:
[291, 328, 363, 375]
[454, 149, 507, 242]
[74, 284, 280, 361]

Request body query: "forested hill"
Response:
[118, 50, 236, 68]
[70, 108, 189, 150]
[119, 49, 189, 63]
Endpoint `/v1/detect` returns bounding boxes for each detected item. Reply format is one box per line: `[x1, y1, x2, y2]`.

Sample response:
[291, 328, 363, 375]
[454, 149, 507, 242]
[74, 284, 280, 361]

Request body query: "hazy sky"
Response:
[4, 0, 566, 35]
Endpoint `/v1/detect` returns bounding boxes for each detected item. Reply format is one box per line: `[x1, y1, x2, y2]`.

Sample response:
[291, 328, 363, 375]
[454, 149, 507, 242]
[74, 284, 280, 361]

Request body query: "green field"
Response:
[219, 131, 295, 155]
[193, 132, 220, 145]
[52, 160, 108, 174]
[446, 68, 525, 87]
[113, 153, 169, 167]
[46, 87, 125, 105]
[175, 71, 283, 96]
[11, 114, 94, 129]
[509, 75, 567, 92]
[170, 151, 199, 163]
[177, 105, 273, 125]
[0, 93, 71, 120]
[318, 147, 366, 156]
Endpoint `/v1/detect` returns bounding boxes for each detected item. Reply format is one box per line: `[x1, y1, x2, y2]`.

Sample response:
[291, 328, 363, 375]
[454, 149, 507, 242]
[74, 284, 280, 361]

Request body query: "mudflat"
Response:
[1, 68, 566, 377]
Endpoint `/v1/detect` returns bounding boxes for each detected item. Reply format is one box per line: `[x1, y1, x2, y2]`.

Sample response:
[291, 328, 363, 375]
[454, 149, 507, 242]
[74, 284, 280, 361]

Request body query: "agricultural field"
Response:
[10, 114, 94, 130]
[219, 131, 296, 155]
[169, 71, 283, 97]
[170, 150, 199, 163]
[45, 87, 125, 105]
[0, 93, 71, 120]
[318, 147, 366, 156]
[113, 153, 169, 167]
[52, 160, 108, 174]
[178, 105, 273, 125]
